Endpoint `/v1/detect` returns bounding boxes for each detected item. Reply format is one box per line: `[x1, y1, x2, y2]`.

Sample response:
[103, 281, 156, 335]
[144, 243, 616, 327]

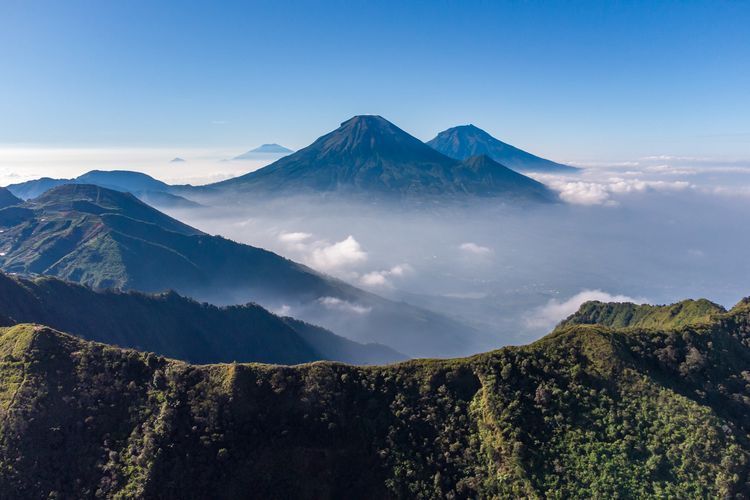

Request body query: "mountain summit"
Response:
[211, 115, 554, 201]
[427, 124, 578, 173]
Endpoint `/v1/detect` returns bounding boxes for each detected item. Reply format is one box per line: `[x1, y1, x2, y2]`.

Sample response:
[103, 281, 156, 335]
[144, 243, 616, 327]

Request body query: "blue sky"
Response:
[1, 0, 748, 160]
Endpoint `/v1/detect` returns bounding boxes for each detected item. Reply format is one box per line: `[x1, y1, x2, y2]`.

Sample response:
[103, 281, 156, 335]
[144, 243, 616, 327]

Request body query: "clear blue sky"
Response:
[1, 0, 748, 160]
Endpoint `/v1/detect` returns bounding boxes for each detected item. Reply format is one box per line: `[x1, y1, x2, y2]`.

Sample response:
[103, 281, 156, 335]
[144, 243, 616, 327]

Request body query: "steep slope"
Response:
[0, 184, 481, 357]
[428, 124, 578, 173]
[210, 115, 554, 201]
[0, 187, 22, 209]
[0, 272, 404, 365]
[558, 298, 726, 330]
[1, 297, 749, 498]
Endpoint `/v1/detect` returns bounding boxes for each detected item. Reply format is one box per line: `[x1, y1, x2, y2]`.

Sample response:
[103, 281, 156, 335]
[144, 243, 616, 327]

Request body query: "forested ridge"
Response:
[1, 298, 750, 498]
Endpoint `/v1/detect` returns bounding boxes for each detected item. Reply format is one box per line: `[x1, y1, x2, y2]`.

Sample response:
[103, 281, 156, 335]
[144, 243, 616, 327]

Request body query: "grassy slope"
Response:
[558, 298, 726, 330]
[2, 300, 750, 498]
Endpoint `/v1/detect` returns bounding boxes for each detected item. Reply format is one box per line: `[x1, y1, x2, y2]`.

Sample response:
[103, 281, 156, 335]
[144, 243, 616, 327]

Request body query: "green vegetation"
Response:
[0, 272, 403, 365]
[558, 298, 725, 330]
[2, 298, 749, 498]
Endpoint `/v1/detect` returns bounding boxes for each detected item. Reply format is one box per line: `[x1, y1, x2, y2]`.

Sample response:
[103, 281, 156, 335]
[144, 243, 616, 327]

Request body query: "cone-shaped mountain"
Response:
[211, 115, 555, 200]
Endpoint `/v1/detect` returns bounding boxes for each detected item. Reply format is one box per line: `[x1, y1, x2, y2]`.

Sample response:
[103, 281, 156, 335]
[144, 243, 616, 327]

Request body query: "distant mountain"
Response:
[211, 115, 555, 201]
[3, 296, 750, 497]
[135, 190, 203, 209]
[7, 170, 170, 199]
[5, 170, 199, 208]
[0, 187, 22, 209]
[5, 177, 66, 200]
[170, 157, 186, 163]
[234, 143, 294, 159]
[427, 125, 578, 173]
[0, 272, 403, 365]
[0, 184, 482, 357]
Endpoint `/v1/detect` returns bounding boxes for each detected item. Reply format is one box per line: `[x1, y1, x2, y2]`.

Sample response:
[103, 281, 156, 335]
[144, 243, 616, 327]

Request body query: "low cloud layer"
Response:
[310, 235, 368, 272]
[360, 264, 412, 287]
[539, 175, 693, 206]
[459, 242, 493, 255]
[318, 296, 372, 315]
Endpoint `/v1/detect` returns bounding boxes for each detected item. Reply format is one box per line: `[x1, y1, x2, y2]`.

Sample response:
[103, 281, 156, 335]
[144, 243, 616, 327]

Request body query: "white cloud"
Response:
[607, 178, 691, 194]
[273, 304, 292, 316]
[309, 235, 368, 272]
[525, 289, 647, 331]
[707, 185, 750, 198]
[541, 176, 693, 206]
[459, 242, 492, 255]
[318, 296, 372, 315]
[279, 231, 312, 243]
[360, 264, 412, 287]
[553, 181, 612, 205]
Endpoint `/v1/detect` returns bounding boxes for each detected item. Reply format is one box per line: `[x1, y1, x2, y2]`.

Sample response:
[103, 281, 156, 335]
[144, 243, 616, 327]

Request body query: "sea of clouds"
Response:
[3, 147, 750, 354]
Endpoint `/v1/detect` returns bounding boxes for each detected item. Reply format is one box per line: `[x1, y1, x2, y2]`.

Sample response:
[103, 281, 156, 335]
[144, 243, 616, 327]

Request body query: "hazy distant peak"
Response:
[170, 157, 186, 163]
[233, 143, 294, 159]
[428, 125, 578, 173]
[250, 143, 293, 153]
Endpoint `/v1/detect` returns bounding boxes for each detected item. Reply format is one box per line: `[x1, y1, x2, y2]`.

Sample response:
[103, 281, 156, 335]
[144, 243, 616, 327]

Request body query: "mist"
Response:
[152, 158, 750, 355]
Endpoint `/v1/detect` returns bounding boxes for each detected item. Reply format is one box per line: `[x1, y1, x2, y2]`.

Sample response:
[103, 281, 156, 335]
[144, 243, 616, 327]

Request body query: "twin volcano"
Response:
[211, 115, 555, 201]
[427, 124, 577, 173]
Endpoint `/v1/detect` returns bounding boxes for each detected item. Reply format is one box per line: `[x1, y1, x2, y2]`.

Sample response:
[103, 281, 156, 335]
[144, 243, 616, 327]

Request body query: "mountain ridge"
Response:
[5, 170, 200, 209]
[0, 271, 404, 365]
[1, 295, 749, 497]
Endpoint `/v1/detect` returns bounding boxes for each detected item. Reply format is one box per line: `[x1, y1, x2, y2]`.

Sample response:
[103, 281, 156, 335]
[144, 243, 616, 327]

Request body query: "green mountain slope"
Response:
[0, 183, 481, 357]
[209, 115, 555, 202]
[0, 272, 403, 365]
[2, 298, 749, 498]
[558, 298, 726, 330]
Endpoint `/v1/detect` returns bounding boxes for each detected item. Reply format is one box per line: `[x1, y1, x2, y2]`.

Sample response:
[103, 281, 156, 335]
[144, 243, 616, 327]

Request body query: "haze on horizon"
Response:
[1, 1, 748, 167]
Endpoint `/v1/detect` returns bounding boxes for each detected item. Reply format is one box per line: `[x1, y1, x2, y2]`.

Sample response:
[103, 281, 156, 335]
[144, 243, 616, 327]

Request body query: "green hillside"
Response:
[558, 298, 726, 330]
[1, 298, 749, 498]
[0, 272, 403, 365]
